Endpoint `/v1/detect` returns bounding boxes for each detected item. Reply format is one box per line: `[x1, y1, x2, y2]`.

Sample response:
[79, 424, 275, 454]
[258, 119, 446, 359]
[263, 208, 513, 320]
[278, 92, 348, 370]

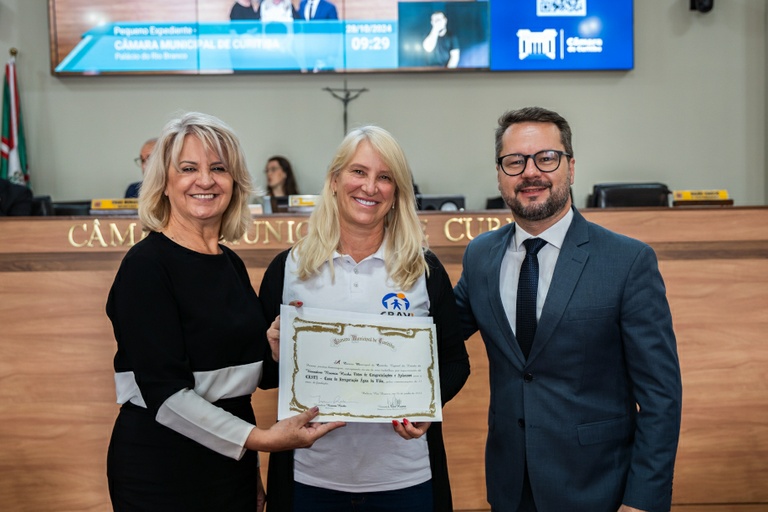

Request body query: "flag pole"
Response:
[3, 46, 29, 186]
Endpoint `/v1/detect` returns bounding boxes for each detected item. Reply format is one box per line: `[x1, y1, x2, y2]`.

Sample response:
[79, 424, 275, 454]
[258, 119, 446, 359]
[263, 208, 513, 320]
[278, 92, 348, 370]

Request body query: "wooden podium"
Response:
[1, 208, 767, 511]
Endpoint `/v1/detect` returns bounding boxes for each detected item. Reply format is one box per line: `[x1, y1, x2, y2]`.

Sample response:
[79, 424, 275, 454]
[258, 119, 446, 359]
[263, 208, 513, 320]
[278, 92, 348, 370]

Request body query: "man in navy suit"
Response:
[299, 0, 338, 20]
[454, 106, 682, 512]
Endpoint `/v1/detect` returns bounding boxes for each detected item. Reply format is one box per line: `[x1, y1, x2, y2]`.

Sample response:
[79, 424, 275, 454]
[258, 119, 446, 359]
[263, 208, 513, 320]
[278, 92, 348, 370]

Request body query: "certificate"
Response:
[277, 305, 442, 423]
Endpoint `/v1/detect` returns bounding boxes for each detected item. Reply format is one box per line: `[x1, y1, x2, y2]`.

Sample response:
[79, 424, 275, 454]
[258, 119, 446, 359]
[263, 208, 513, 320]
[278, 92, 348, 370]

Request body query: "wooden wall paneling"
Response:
[0, 270, 118, 511]
[441, 333, 490, 509]
[662, 259, 768, 504]
[1, 208, 767, 511]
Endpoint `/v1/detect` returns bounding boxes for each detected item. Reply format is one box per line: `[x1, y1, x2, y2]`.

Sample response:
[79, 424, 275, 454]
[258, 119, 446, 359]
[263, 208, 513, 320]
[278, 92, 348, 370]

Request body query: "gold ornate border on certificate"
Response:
[288, 316, 438, 419]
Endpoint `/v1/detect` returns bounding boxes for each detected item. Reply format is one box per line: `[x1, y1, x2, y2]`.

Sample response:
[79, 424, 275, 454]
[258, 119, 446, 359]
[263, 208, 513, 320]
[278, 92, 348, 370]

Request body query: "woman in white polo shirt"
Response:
[259, 125, 470, 511]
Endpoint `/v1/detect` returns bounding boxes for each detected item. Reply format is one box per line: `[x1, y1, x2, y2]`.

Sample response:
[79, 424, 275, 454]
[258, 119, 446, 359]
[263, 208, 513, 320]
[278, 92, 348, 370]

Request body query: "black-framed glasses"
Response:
[134, 157, 148, 167]
[496, 150, 571, 177]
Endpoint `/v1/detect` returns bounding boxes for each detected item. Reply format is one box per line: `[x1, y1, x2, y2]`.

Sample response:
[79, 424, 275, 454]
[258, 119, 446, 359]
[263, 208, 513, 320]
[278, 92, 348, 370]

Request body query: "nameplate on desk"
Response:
[672, 189, 729, 202]
[90, 198, 139, 210]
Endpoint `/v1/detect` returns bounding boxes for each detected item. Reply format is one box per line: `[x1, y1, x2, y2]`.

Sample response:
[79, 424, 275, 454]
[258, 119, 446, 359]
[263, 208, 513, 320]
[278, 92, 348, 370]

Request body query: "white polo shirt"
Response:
[283, 242, 432, 492]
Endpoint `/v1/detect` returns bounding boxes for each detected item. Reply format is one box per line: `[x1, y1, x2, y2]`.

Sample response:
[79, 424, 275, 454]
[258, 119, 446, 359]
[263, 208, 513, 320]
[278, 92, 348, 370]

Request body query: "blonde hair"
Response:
[293, 125, 428, 290]
[138, 112, 253, 241]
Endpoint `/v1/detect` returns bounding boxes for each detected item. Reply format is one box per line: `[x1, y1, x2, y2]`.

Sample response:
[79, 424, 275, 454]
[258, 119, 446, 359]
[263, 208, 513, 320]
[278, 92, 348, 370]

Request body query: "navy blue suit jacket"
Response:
[124, 181, 141, 199]
[299, 0, 338, 20]
[454, 207, 682, 512]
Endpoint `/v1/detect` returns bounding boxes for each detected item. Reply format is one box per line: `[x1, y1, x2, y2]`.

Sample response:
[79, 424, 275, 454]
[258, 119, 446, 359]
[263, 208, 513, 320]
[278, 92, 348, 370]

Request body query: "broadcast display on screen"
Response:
[48, 0, 633, 75]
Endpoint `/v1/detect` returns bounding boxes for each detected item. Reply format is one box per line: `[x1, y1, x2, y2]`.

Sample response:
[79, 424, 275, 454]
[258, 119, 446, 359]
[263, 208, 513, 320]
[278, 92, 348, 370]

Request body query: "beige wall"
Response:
[0, 0, 765, 210]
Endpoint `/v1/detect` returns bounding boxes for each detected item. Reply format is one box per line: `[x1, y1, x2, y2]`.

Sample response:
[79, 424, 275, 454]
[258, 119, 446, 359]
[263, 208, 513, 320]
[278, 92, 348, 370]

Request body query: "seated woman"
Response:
[264, 155, 300, 197]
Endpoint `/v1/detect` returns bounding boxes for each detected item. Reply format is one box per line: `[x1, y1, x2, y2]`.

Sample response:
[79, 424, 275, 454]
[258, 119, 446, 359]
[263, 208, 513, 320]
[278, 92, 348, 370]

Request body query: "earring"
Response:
[391, 203, 395, 210]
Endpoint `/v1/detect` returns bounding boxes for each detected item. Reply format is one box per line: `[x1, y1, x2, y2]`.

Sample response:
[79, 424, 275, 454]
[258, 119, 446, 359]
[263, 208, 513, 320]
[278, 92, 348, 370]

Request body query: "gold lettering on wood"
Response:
[66, 219, 108, 247]
[109, 222, 139, 247]
[264, 221, 282, 243]
[243, 219, 309, 245]
[286, 220, 297, 244]
[443, 216, 512, 242]
[444, 217, 468, 242]
[65, 216, 516, 249]
[87, 219, 108, 247]
[68, 220, 146, 248]
[291, 221, 309, 244]
[68, 223, 90, 248]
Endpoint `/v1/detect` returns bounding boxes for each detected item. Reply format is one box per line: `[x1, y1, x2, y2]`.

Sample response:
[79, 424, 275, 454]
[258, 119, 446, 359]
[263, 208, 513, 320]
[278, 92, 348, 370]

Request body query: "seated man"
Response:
[0, 177, 33, 216]
[125, 138, 157, 198]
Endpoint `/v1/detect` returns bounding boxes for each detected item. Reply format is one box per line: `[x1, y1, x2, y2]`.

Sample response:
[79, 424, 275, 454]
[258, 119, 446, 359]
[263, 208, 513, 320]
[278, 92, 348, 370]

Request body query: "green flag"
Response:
[1, 56, 29, 186]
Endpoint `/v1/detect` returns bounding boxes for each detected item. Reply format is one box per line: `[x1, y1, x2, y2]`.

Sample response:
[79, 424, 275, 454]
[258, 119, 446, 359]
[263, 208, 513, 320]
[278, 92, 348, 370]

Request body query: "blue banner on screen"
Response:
[490, 0, 634, 71]
[49, 0, 633, 75]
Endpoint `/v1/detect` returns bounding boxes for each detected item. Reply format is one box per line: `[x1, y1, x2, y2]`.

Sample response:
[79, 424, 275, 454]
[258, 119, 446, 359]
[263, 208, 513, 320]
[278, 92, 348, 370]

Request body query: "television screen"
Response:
[48, 0, 633, 75]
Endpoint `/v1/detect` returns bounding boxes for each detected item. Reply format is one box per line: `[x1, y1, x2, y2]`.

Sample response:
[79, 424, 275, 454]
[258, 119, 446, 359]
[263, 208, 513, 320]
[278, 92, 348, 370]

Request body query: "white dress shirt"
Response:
[304, 0, 316, 20]
[499, 208, 574, 333]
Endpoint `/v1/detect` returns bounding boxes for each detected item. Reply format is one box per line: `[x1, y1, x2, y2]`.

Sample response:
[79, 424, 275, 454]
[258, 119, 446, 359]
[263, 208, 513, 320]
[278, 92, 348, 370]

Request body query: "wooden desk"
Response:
[1, 208, 766, 511]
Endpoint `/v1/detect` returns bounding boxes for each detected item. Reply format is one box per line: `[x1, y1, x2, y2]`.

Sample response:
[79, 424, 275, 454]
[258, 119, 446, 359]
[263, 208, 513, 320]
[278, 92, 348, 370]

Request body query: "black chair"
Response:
[416, 194, 465, 211]
[270, 196, 290, 214]
[485, 196, 506, 210]
[30, 195, 53, 216]
[53, 200, 92, 216]
[588, 183, 670, 208]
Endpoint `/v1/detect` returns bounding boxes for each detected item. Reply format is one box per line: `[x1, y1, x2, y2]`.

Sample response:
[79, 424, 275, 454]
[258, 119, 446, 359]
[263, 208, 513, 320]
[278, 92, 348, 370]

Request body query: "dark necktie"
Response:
[516, 238, 547, 359]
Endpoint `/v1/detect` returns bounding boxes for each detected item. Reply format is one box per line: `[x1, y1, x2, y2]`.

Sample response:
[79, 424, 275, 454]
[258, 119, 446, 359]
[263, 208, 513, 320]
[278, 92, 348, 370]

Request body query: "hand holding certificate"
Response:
[278, 305, 443, 423]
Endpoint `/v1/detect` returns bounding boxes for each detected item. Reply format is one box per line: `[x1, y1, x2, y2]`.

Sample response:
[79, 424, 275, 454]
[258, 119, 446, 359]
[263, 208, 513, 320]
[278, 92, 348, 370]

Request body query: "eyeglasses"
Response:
[496, 150, 571, 177]
[134, 157, 150, 167]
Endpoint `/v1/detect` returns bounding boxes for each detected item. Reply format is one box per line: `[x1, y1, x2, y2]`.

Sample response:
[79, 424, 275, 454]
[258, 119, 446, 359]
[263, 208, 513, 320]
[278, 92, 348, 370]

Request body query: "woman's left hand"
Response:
[391, 419, 431, 440]
[266, 316, 280, 362]
[267, 301, 303, 362]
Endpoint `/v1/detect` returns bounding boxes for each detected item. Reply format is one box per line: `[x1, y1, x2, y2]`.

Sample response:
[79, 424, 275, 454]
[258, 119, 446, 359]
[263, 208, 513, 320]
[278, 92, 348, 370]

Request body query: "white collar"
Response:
[513, 207, 574, 251]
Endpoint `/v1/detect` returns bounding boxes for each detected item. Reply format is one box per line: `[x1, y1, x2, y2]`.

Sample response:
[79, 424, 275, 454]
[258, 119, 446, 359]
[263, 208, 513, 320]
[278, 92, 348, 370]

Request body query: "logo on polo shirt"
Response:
[381, 292, 413, 316]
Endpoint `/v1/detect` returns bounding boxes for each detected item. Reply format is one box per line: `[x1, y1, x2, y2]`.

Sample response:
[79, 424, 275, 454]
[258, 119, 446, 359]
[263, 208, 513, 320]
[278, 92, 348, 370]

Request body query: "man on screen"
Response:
[422, 11, 460, 68]
[299, 0, 338, 20]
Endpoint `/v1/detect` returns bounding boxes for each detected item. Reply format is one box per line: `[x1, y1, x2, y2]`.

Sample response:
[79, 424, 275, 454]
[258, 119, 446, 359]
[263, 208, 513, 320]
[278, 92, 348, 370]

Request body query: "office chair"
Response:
[30, 195, 53, 216]
[53, 201, 93, 216]
[416, 194, 465, 211]
[485, 196, 506, 209]
[589, 183, 670, 208]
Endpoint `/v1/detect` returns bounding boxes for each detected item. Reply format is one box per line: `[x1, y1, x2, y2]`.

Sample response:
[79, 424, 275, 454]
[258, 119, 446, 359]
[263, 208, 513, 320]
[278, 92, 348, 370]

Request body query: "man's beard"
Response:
[503, 179, 571, 221]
